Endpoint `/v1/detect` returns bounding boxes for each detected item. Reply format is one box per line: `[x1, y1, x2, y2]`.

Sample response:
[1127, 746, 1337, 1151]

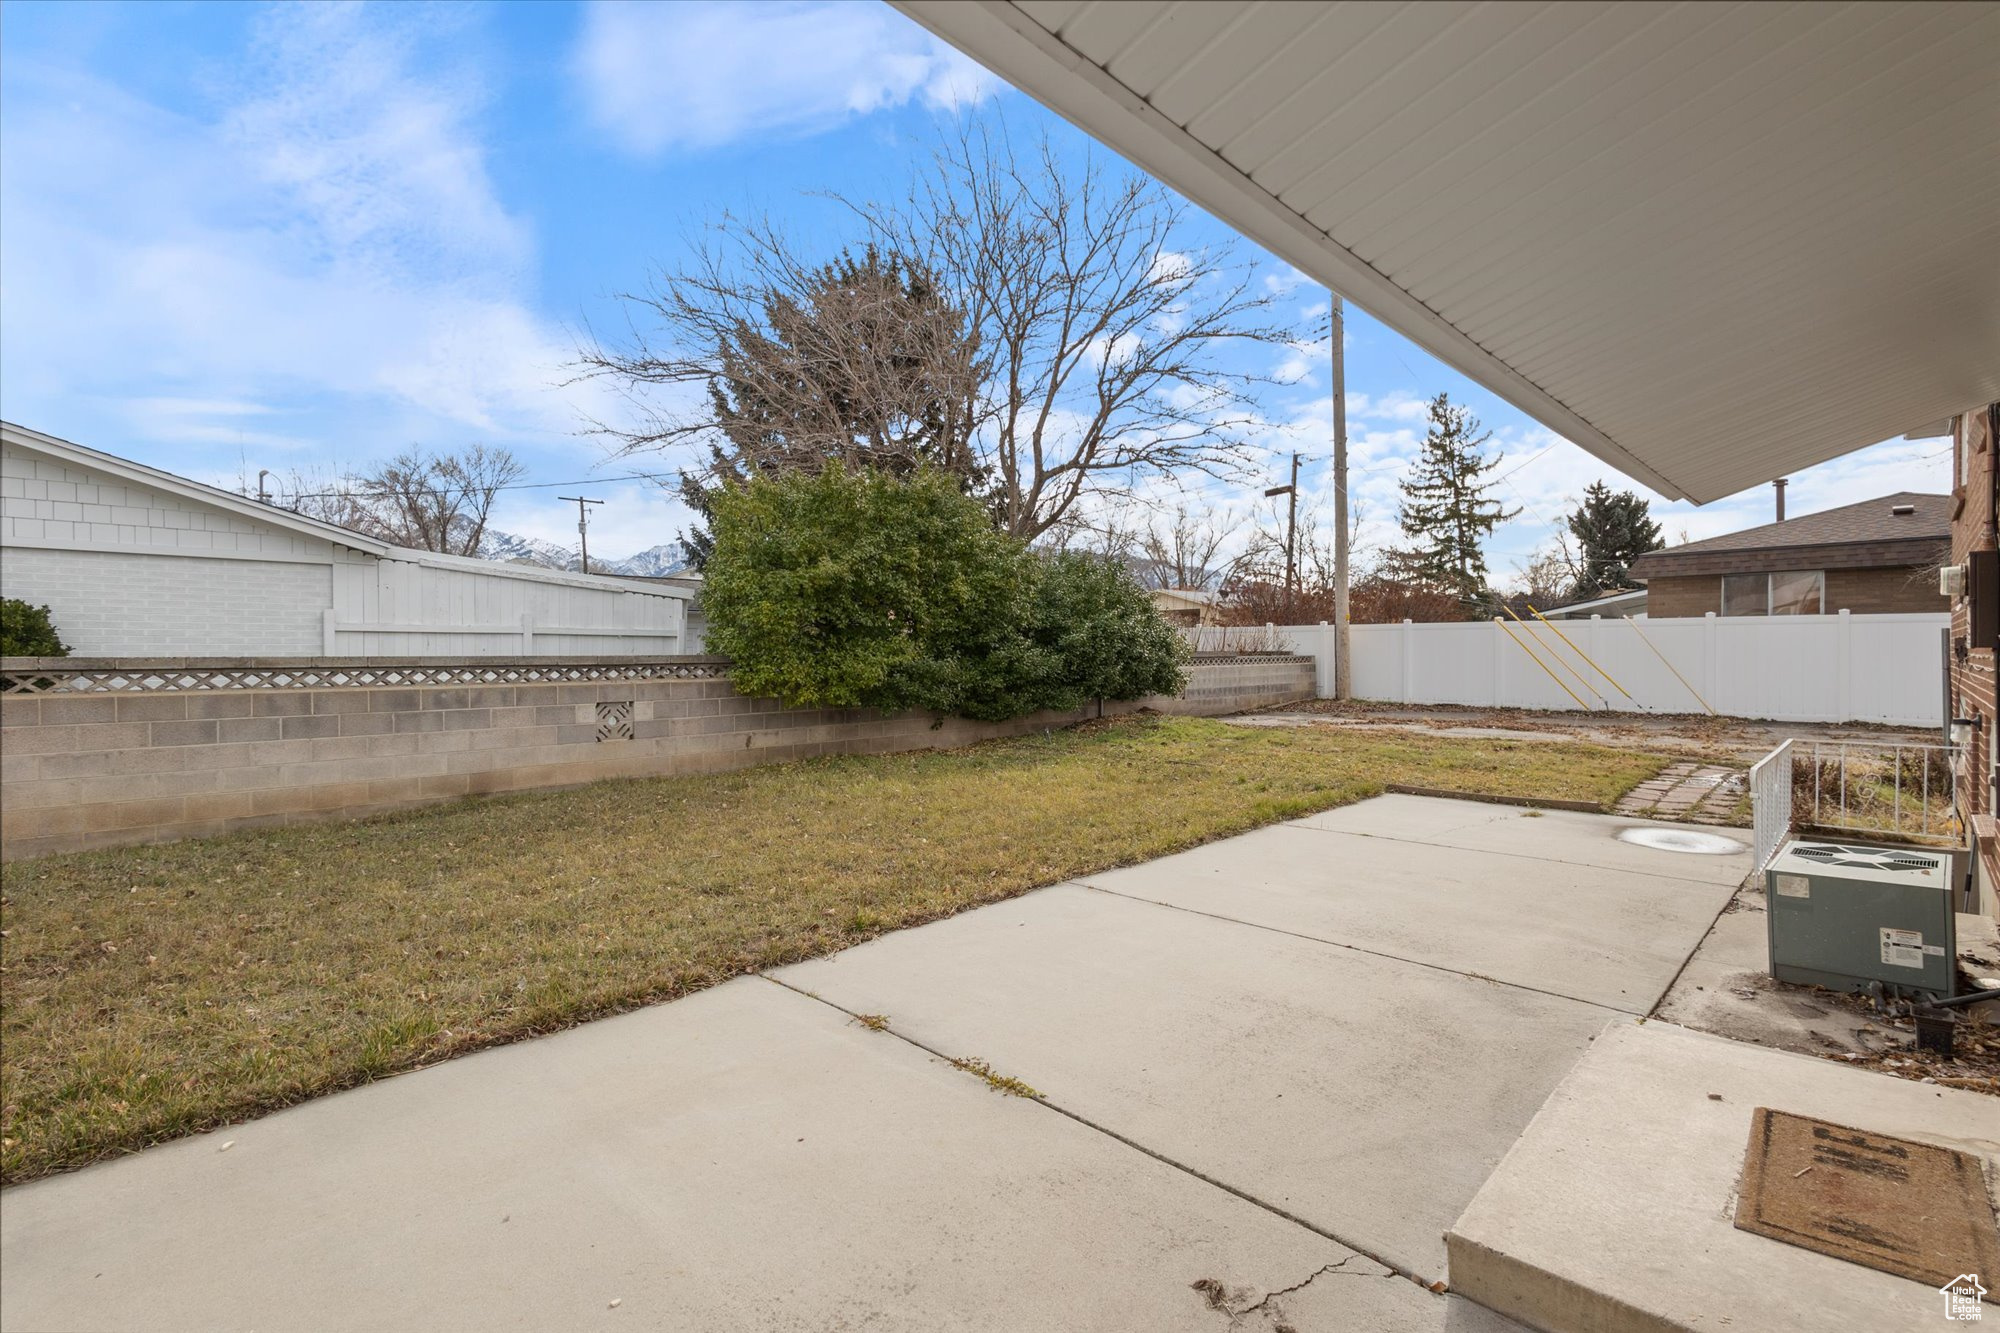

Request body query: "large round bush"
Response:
[701, 469, 1187, 721]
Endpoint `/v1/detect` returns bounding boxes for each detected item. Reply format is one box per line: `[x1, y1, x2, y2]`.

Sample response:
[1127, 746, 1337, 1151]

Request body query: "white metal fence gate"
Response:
[1749, 739, 1794, 871]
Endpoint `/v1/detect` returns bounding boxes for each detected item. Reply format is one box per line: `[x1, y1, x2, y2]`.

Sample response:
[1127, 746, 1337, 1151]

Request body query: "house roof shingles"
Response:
[1630, 492, 1949, 580]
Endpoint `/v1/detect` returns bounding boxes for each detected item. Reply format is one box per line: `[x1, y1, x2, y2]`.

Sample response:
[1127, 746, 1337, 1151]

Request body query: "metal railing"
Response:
[1748, 739, 1794, 871]
[1795, 738, 1958, 842]
[1750, 737, 1960, 870]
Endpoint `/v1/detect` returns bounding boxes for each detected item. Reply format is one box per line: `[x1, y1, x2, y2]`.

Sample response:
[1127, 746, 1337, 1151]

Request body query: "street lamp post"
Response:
[1263, 452, 1300, 621]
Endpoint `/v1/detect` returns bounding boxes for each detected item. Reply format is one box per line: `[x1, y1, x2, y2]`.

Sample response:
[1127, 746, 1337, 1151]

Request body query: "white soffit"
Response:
[893, 1, 2000, 503]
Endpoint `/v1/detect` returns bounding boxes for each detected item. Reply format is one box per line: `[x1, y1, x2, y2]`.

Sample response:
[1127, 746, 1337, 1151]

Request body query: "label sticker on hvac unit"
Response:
[1880, 928, 1931, 969]
[1774, 874, 1811, 899]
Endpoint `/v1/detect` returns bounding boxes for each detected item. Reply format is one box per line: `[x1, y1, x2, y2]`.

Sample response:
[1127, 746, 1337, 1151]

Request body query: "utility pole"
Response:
[1262, 454, 1301, 621]
[1286, 451, 1300, 620]
[559, 495, 603, 574]
[1331, 293, 1352, 700]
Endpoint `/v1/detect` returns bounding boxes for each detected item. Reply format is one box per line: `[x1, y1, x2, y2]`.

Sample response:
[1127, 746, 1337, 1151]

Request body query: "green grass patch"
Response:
[1, 715, 1667, 1181]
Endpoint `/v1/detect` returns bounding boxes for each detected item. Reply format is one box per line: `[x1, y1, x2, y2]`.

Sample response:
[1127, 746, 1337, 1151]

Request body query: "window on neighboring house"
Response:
[1721, 573, 1767, 616]
[1769, 569, 1824, 614]
[1721, 570, 1824, 616]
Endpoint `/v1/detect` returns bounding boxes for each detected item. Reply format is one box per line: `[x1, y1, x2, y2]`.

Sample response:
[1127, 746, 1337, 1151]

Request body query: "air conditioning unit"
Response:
[1766, 840, 1956, 1001]
[1940, 564, 1965, 598]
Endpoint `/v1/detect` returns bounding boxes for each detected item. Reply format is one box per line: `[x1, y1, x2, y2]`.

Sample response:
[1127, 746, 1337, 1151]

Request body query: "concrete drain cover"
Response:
[1617, 827, 1745, 855]
[1735, 1108, 2000, 1294]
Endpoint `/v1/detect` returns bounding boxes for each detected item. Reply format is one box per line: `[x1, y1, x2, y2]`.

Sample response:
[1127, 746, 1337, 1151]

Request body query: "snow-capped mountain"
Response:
[606, 544, 685, 578]
[475, 530, 689, 579]
[477, 529, 584, 570]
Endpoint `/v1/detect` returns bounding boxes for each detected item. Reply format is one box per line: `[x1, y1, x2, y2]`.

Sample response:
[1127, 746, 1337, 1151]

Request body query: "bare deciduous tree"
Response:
[867, 124, 1290, 539]
[1136, 502, 1235, 591]
[1515, 535, 1581, 604]
[1039, 508, 1142, 563]
[579, 119, 1292, 542]
[274, 445, 525, 556]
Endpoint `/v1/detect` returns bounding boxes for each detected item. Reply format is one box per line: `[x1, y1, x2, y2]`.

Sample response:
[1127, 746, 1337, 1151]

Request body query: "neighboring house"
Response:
[1149, 587, 1221, 627]
[1945, 404, 1999, 916]
[0, 422, 694, 657]
[1627, 493, 1949, 618]
[1497, 590, 1646, 621]
[1538, 589, 1647, 620]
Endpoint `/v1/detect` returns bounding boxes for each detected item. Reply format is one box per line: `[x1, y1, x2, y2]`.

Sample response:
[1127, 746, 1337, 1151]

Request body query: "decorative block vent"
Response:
[0, 658, 727, 696]
[595, 700, 635, 742]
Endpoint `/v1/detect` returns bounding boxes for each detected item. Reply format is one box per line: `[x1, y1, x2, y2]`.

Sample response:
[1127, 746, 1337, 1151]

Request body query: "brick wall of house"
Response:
[0, 655, 1315, 859]
[1826, 566, 1951, 615]
[1642, 576, 1719, 618]
[1642, 566, 1946, 619]
[1947, 404, 1998, 916]
[1, 548, 333, 656]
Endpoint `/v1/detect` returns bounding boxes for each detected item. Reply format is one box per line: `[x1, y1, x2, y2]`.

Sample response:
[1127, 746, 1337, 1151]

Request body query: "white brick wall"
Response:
[1, 548, 330, 655]
[1, 442, 336, 561]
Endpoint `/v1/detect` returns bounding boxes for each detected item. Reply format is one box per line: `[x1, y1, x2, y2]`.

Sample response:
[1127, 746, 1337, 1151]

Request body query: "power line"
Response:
[274, 468, 687, 503]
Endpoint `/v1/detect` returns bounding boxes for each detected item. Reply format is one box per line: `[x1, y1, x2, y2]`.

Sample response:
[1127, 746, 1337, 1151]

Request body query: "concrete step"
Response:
[1445, 1019, 1998, 1332]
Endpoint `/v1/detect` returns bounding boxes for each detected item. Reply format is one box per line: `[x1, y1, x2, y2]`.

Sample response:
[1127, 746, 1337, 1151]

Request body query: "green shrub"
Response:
[702, 468, 1187, 721]
[0, 599, 69, 657]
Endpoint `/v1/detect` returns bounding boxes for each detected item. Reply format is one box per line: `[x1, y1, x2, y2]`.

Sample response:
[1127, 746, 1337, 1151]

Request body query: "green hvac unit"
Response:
[1765, 840, 1956, 1001]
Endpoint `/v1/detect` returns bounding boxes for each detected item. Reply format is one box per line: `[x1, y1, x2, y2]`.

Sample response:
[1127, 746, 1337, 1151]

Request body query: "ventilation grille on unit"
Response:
[1788, 843, 1943, 873]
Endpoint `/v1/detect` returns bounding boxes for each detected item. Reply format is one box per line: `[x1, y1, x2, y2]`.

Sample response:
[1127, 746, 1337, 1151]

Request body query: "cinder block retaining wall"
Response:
[0, 655, 1312, 859]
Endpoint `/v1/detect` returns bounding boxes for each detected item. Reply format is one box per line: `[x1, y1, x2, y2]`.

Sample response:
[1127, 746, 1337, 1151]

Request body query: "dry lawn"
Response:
[1, 714, 1669, 1181]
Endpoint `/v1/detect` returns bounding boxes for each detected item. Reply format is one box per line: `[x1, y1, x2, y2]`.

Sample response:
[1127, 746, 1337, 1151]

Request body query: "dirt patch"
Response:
[1246, 699, 1936, 759]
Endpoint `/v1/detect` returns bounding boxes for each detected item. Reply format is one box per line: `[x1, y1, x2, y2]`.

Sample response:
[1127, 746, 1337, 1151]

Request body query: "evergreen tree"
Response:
[1394, 394, 1519, 611]
[1565, 481, 1664, 600]
[676, 246, 981, 567]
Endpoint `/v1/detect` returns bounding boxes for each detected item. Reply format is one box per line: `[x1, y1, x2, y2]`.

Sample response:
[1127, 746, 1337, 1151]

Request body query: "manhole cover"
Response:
[1735, 1108, 2000, 1295]
[1617, 827, 1745, 855]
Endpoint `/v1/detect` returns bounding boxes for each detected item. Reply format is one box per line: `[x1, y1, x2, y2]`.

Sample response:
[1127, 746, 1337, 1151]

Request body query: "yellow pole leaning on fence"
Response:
[1625, 617, 1716, 716]
[1504, 606, 1604, 708]
[1526, 604, 1637, 703]
[1495, 616, 1593, 711]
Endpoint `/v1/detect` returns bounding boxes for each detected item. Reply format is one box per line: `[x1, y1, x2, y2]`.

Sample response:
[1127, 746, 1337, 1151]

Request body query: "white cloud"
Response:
[0, 7, 617, 474]
[573, 1, 1002, 156]
[1263, 264, 1310, 296]
[228, 6, 528, 286]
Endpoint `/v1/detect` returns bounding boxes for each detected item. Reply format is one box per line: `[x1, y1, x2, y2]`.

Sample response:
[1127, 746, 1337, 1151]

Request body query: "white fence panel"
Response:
[1347, 624, 1404, 702]
[329, 558, 687, 656]
[1848, 616, 1946, 725]
[1263, 612, 1946, 726]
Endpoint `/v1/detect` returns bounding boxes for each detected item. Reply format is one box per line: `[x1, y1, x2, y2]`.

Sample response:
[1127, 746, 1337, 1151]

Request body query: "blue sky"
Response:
[0, 1, 1948, 576]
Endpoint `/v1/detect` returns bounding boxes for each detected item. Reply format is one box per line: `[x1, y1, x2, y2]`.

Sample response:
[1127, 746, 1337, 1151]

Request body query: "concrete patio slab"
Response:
[0, 976, 1363, 1333]
[1078, 820, 1735, 1012]
[776, 883, 1618, 1282]
[1290, 793, 1752, 887]
[1446, 1020, 2000, 1333]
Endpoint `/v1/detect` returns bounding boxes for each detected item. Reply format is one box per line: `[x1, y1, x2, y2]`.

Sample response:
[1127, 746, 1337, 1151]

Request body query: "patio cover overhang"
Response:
[892, 1, 2000, 503]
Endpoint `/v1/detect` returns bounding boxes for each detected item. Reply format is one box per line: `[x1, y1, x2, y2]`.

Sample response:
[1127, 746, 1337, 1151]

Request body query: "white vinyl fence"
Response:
[324, 555, 688, 657]
[1257, 612, 1947, 726]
